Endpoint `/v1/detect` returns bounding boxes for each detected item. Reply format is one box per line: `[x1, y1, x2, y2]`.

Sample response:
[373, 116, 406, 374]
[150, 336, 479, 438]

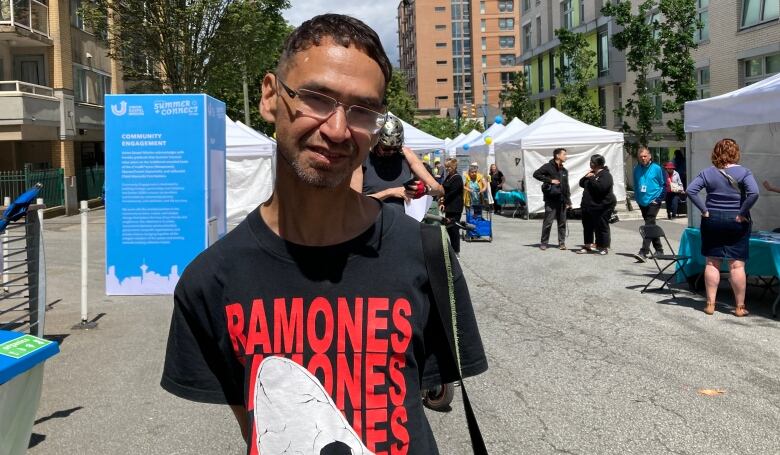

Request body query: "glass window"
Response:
[522, 0, 530, 11]
[482, 37, 487, 51]
[481, 19, 487, 32]
[436, 24, 446, 31]
[437, 78, 448, 83]
[561, 0, 573, 29]
[696, 11, 709, 42]
[697, 67, 710, 99]
[597, 30, 609, 75]
[480, 1, 485, 14]
[437, 60, 448, 65]
[537, 60, 544, 91]
[741, 0, 779, 27]
[499, 36, 515, 48]
[523, 23, 532, 50]
[536, 16, 542, 47]
[549, 53, 556, 89]
[499, 18, 514, 30]
[745, 53, 780, 85]
[765, 0, 780, 21]
[451, 4, 461, 19]
[524, 64, 532, 88]
[499, 0, 514, 12]
[482, 55, 487, 68]
[745, 57, 762, 77]
[436, 42, 447, 48]
[767, 54, 780, 74]
[649, 79, 662, 121]
[501, 72, 514, 84]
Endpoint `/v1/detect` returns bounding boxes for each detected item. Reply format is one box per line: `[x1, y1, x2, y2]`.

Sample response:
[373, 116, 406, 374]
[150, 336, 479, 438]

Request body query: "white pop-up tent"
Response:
[389, 113, 446, 152]
[495, 108, 625, 214]
[226, 118, 276, 224]
[467, 118, 529, 190]
[684, 73, 780, 231]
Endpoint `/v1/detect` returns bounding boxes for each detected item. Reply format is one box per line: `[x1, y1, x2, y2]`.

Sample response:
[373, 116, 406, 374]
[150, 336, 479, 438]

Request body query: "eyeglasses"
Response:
[276, 76, 387, 134]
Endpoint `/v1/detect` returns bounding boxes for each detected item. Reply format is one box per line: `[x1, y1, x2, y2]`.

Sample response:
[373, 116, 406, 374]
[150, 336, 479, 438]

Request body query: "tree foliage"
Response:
[657, 0, 699, 140]
[602, 0, 661, 149]
[385, 71, 417, 123]
[415, 117, 457, 139]
[499, 71, 537, 124]
[460, 119, 485, 133]
[554, 28, 602, 126]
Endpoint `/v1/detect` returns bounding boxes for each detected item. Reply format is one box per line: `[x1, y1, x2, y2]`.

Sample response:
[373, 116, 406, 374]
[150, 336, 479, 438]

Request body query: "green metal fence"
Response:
[0, 167, 65, 207]
[76, 165, 105, 201]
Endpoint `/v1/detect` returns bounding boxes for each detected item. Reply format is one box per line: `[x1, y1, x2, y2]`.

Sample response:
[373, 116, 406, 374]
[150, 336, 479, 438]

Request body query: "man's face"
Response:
[638, 151, 651, 166]
[557, 151, 567, 162]
[261, 39, 386, 188]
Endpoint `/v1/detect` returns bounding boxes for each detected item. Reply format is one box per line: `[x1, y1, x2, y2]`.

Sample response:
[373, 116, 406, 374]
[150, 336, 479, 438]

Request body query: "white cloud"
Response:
[283, 1, 400, 66]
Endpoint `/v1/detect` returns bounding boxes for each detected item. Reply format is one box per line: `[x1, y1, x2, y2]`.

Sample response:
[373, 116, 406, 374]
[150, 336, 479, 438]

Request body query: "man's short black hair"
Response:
[590, 154, 606, 167]
[276, 14, 392, 89]
[553, 148, 566, 158]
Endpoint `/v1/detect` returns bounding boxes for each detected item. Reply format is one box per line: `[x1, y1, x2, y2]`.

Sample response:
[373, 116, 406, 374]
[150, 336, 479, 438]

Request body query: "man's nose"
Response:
[320, 106, 351, 143]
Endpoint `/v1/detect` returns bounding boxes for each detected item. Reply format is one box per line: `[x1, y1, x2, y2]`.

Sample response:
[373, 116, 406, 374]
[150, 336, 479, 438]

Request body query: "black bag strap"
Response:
[421, 223, 488, 455]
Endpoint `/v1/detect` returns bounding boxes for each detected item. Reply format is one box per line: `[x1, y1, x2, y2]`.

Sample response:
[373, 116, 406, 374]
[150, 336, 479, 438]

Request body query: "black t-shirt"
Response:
[489, 171, 504, 194]
[442, 173, 464, 215]
[161, 204, 488, 455]
[362, 152, 412, 207]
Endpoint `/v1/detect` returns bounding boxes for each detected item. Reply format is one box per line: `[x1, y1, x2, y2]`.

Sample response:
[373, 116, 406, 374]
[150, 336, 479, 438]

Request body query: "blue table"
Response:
[678, 228, 780, 315]
[494, 190, 527, 218]
[0, 330, 59, 454]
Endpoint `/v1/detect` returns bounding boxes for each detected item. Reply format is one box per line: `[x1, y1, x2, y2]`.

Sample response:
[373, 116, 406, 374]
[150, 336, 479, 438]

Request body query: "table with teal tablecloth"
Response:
[678, 227, 780, 315]
[494, 190, 526, 217]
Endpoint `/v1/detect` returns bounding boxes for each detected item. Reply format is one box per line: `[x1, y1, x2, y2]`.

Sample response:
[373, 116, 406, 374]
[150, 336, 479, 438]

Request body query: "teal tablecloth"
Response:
[494, 190, 526, 206]
[678, 228, 780, 278]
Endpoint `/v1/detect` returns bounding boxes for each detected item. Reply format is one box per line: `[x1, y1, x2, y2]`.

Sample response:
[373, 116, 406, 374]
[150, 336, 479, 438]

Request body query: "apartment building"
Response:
[0, 0, 120, 212]
[520, 0, 779, 160]
[398, 0, 523, 118]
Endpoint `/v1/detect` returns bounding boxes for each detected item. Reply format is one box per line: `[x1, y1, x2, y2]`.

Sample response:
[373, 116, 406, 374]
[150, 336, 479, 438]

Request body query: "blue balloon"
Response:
[463, 143, 471, 151]
[494, 115, 504, 125]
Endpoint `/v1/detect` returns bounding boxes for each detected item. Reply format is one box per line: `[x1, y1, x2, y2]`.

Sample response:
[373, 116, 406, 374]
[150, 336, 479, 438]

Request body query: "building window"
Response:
[499, 18, 514, 30]
[435, 6, 446, 12]
[73, 64, 111, 106]
[481, 19, 487, 32]
[501, 54, 516, 67]
[696, 67, 710, 98]
[499, 36, 515, 48]
[695, 0, 709, 42]
[649, 78, 663, 121]
[580, 0, 585, 25]
[744, 53, 780, 85]
[501, 72, 514, 85]
[524, 64, 532, 90]
[561, 0, 573, 30]
[597, 30, 609, 75]
[480, 1, 485, 14]
[70, 0, 86, 30]
[436, 24, 446, 31]
[437, 60, 448, 65]
[482, 55, 488, 68]
[482, 37, 487, 50]
[549, 53, 556, 89]
[436, 42, 447, 48]
[539, 99, 545, 116]
[523, 23, 532, 50]
[614, 85, 623, 126]
[499, 0, 514, 12]
[522, 0, 530, 12]
[741, 0, 779, 28]
[536, 16, 542, 47]
[437, 78, 448, 83]
[537, 60, 544, 91]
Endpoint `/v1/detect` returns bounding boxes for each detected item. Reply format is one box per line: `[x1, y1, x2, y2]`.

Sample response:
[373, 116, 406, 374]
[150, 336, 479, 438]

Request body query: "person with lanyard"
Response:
[632, 146, 666, 262]
[160, 14, 487, 454]
[352, 115, 443, 207]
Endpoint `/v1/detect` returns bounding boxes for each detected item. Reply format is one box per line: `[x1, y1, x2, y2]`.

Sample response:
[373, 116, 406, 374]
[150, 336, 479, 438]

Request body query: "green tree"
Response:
[657, 0, 699, 141]
[385, 70, 417, 123]
[554, 28, 602, 126]
[460, 119, 485, 133]
[499, 71, 537, 124]
[602, 0, 661, 150]
[415, 117, 457, 139]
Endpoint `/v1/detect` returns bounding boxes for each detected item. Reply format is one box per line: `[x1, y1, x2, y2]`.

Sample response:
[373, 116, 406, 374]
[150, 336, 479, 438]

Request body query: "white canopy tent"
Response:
[390, 113, 446, 152]
[226, 118, 276, 224]
[684, 73, 780, 231]
[467, 118, 529, 189]
[495, 108, 626, 214]
[447, 129, 483, 156]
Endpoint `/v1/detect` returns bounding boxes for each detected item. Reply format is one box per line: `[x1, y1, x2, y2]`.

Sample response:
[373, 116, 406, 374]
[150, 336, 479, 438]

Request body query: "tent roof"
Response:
[226, 118, 275, 157]
[450, 129, 483, 151]
[463, 123, 505, 147]
[492, 117, 528, 143]
[685, 73, 780, 133]
[389, 112, 446, 151]
[506, 108, 623, 148]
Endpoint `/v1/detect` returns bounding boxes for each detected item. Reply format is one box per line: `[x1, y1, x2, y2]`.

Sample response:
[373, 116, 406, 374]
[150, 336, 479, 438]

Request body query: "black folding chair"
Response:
[639, 224, 692, 299]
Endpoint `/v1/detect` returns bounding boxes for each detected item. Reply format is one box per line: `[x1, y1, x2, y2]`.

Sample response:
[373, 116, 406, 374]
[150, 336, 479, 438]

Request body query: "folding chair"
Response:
[639, 224, 692, 299]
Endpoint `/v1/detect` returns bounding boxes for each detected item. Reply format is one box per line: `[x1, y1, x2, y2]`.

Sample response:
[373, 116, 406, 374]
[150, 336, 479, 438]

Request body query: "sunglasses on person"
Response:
[276, 75, 387, 134]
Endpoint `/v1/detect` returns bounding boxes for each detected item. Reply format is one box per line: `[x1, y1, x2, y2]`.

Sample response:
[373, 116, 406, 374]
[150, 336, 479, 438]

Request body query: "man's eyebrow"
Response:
[298, 82, 384, 110]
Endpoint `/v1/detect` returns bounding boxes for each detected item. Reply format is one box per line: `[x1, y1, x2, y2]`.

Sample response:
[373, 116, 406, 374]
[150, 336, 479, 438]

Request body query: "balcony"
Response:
[0, 0, 49, 39]
[0, 80, 60, 134]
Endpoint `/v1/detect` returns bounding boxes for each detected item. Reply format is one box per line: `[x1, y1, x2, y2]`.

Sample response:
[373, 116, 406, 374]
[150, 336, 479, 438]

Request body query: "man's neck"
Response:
[260, 163, 380, 246]
[554, 159, 563, 167]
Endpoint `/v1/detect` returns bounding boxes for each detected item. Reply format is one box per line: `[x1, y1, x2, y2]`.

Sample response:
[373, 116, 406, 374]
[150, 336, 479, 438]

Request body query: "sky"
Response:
[283, 1, 400, 66]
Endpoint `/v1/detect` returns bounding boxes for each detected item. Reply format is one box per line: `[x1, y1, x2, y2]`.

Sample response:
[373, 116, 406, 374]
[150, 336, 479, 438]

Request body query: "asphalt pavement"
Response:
[28, 207, 780, 454]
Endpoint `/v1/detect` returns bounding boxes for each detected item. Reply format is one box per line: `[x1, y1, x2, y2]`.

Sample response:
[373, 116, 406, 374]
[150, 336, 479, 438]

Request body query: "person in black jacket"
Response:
[439, 158, 464, 254]
[532, 148, 571, 250]
[577, 154, 617, 255]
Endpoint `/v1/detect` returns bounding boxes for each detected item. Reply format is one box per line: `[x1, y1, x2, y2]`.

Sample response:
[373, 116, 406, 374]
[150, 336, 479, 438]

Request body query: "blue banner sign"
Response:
[105, 94, 226, 295]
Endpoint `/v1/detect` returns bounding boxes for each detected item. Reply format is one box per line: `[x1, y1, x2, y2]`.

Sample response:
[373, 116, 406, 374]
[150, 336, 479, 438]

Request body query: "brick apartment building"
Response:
[398, 0, 523, 120]
[0, 0, 120, 213]
[519, 0, 779, 161]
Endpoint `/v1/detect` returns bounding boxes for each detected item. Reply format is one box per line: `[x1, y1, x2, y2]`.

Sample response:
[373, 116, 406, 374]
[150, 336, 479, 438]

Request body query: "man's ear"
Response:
[260, 73, 278, 124]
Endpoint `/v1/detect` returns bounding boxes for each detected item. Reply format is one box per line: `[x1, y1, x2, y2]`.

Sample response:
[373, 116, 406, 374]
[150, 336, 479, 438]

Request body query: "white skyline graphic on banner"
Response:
[106, 263, 180, 295]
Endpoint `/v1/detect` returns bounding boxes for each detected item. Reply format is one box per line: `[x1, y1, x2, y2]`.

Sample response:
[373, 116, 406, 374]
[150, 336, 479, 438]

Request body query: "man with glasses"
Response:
[161, 14, 487, 455]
